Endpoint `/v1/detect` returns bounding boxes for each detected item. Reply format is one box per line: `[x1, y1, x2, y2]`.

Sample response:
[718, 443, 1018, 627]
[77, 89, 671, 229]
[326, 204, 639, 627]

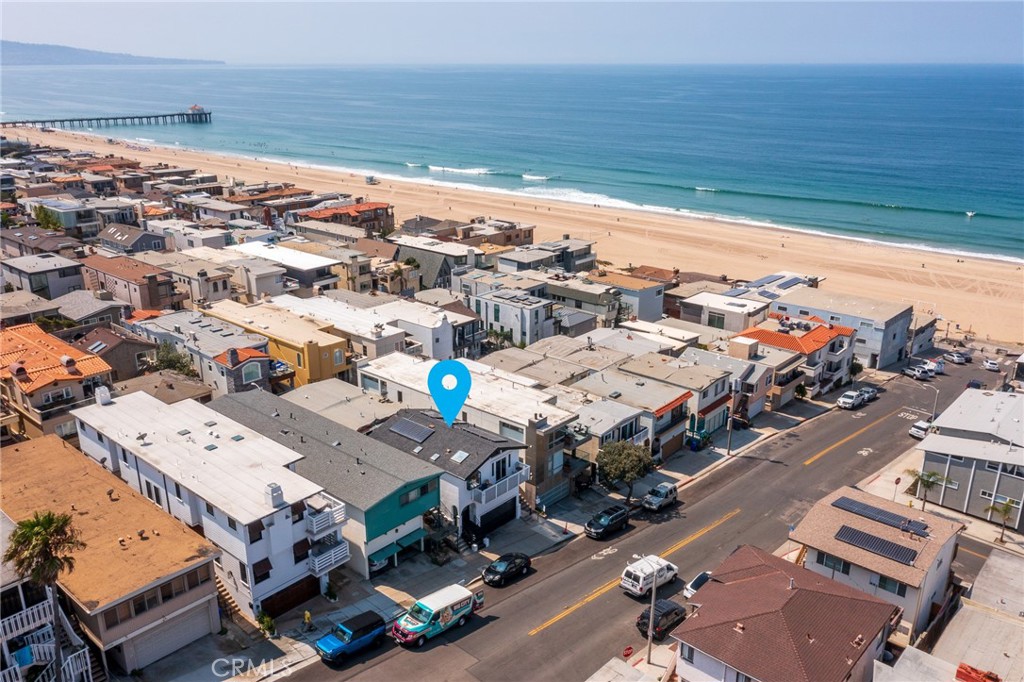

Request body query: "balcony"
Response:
[309, 537, 350, 577]
[471, 464, 530, 506]
[772, 370, 805, 391]
[282, 277, 301, 291]
[305, 492, 346, 539]
[35, 394, 96, 421]
[1, 599, 52, 640]
[627, 426, 650, 446]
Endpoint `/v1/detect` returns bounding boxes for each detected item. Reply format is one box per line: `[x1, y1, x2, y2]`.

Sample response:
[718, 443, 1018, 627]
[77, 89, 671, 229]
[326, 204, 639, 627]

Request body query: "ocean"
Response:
[2, 64, 1022, 260]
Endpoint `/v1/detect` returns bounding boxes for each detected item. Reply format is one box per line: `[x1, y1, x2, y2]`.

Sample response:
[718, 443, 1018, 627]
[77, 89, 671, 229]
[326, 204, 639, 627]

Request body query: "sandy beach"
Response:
[9, 128, 1023, 345]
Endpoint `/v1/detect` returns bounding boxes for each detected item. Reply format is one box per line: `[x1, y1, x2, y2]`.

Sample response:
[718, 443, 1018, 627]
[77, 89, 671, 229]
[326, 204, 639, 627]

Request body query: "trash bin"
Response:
[482, 537, 490, 549]
[471, 543, 478, 552]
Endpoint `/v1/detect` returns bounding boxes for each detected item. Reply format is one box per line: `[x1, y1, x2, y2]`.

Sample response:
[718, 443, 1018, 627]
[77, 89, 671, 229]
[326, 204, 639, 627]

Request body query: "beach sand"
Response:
[11, 128, 1023, 345]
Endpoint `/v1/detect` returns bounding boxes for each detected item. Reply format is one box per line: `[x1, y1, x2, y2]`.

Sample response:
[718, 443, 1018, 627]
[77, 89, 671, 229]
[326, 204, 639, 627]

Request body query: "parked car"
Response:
[641, 482, 678, 512]
[683, 571, 712, 599]
[921, 359, 946, 375]
[966, 379, 984, 390]
[392, 584, 484, 648]
[903, 366, 928, 380]
[837, 390, 865, 409]
[636, 599, 687, 641]
[584, 505, 629, 539]
[316, 611, 387, 663]
[857, 386, 878, 402]
[944, 352, 967, 364]
[481, 553, 531, 587]
[915, 364, 936, 378]
[982, 358, 1001, 371]
[620, 555, 677, 598]
[909, 420, 932, 439]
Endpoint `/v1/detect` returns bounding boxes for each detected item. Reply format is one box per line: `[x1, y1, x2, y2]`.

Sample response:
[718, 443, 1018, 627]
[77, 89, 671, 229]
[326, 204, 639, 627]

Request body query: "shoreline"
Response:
[10, 127, 1024, 345]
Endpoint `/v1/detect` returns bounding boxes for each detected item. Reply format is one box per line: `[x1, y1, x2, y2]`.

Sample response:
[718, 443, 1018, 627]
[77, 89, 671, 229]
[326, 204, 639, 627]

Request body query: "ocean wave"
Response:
[404, 162, 422, 167]
[427, 165, 492, 175]
[522, 174, 549, 181]
[695, 186, 718, 192]
[135, 137, 155, 143]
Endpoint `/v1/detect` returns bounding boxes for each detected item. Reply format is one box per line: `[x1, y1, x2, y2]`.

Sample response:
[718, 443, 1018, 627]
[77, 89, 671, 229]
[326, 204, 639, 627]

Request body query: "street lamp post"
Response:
[634, 554, 657, 665]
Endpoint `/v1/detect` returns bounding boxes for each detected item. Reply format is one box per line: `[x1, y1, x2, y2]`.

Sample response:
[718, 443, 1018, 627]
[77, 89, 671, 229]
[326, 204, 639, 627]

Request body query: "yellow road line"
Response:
[528, 508, 742, 636]
[803, 408, 905, 466]
[959, 546, 987, 560]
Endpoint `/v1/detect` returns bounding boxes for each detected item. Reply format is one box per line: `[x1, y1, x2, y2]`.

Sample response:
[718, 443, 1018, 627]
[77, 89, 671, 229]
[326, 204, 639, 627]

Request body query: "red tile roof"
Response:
[301, 202, 391, 221]
[735, 320, 854, 355]
[125, 309, 165, 323]
[212, 347, 269, 368]
[0, 324, 112, 393]
[80, 255, 172, 284]
[672, 546, 898, 682]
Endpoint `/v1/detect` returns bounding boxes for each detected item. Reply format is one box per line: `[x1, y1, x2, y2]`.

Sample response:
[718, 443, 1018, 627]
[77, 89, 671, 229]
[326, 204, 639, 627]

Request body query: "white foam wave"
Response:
[404, 162, 422, 167]
[136, 137, 155, 143]
[522, 174, 549, 181]
[695, 187, 718, 192]
[428, 165, 492, 175]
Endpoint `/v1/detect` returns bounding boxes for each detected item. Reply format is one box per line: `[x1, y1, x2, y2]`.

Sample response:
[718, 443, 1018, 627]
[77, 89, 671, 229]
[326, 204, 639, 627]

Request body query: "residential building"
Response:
[209, 392, 443, 580]
[477, 347, 593, 388]
[1, 436, 219, 677]
[174, 196, 252, 222]
[281, 379, 402, 433]
[288, 220, 365, 244]
[451, 268, 548, 299]
[908, 311, 938, 359]
[772, 287, 913, 369]
[678, 291, 769, 331]
[399, 215, 535, 247]
[0, 324, 112, 439]
[180, 246, 292, 302]
[584, 326, 687, 356]
[581, 270, 665, 322]
[616, 319, 702, 349]
[918, 389, 1024, 531]
[388, 235, 484, 289]
[526, 236, 596, 272]
[79, 256, 189, 311]
[0, 226, 82, 258]
[472, 288, 557, 346]
[495, 248, 556, 273]
[0, 290, 60, 327]
[551, 305, 599, 338]
[112, 371, 213, 405]
[226, 242, 341, 291]
[663, 279, 732, 319]
[73, 392, 349, 619]
[130, 251, 234, 306]
[267, 294, 408, 361]
[20, 197, 100, 239]
[372, 299, 483, 360]
[369, 409, 527, 546]
[736, 314, 857, 397]
[523, 335, 631, 373]
[1, 254, 84, 300]
[203, 299, 351, 386]
[97, 223, 166, 254]
[671, 545, 899, 682]
[124, 310, 274, 397]
[680, 342, 774, 423]
[556, 391, 648, 465]
[160, 223, 230, 251]
[277, 240, 373, 292]
[571, 368, 692, 460]
[73, 326, 158, 382]
[51, 290, 127, 327]
[789, 486, 964, 644]
[295, 202, 394, 236]
[358, 353, 580, 509]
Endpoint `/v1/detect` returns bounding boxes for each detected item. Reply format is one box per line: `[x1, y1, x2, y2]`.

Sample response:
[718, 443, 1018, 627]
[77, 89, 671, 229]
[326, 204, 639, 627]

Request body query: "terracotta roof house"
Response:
[79, 255, 189, 311]
[673, 545, 900, 682]
[0, 323, 112, 439]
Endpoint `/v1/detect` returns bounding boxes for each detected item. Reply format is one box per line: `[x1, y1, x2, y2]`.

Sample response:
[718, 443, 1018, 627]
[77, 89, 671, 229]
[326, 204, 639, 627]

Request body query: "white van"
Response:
[921, 359, 946, 375]
[620, 555, 678, 598]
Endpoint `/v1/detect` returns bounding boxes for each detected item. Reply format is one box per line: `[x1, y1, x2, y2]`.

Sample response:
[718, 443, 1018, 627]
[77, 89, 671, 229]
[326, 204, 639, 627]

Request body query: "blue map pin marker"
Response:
[428, 360, 472, 426]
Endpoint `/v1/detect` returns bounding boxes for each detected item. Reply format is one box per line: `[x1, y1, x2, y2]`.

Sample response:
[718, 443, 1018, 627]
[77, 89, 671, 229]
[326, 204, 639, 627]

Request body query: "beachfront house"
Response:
[389, 235, 485, 290]
[581, 270, 665, 322]
[678, 290, 769, 332]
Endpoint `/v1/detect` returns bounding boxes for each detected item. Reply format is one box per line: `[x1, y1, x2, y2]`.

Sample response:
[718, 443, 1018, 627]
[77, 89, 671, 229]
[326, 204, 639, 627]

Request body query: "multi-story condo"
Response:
[276, 240, 373, 293]
[267, 294, 407, 361]
[180, 246, 294, 302]
[519, 270, 622, 328]
[388, 235, 484, 289]
[2, 436, 220, 678]
[20, 197, 101, 240]
[73, 392, 350, 620]
[1, 254, 84, 300]
[471, 289, 557, 347]
[173, 196, 252, 223]
[0, 324, 112, 439]
[580, 270, 665, 322]
[226, 242, 341, 291]
[79, 256, 189, 312]
[295, 201, 394, 236]
[130, 251, 234, 306]
[678, 291, 769, 332]
[790, 487, 964, 645]
[679, 343, 774, 423]
[370, 299, 482, 360]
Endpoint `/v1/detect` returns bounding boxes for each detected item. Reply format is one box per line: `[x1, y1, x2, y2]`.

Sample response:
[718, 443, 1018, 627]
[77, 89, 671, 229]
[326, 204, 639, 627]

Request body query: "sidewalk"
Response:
[857, 445, 1024, 556]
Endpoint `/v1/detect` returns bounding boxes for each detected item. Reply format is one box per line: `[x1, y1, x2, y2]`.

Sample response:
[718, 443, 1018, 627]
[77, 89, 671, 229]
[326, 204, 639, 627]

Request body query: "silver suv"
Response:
[642, 483, 678, 512]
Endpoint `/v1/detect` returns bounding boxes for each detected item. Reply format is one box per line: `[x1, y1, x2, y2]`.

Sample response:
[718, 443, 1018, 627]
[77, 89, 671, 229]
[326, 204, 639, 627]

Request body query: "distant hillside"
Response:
[1, 40, 224, 66]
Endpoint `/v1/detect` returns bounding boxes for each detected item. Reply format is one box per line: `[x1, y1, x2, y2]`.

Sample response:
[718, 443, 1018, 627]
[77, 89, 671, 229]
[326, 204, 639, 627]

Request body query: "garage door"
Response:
[258, 575, 320, 617]
[131, 602, 214, 669]
[479, 497, 517, 536]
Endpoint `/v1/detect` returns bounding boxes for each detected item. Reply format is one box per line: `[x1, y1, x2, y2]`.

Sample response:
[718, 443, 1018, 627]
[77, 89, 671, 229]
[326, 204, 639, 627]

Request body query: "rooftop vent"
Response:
[265, 482, 284, 508]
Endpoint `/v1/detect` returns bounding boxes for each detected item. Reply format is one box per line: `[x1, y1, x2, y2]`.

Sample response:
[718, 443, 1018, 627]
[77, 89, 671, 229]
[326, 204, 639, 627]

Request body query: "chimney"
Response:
[226, 348, 240, 367]
[733, 622, 745, 633]
[562, 233, 570, 240]
[788, 577, 795, 590]
[264, 482, 285, 508]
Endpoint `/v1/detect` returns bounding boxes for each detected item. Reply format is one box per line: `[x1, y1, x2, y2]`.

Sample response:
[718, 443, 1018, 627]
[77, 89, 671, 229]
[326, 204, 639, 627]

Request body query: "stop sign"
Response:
[895, 477, 902, 486]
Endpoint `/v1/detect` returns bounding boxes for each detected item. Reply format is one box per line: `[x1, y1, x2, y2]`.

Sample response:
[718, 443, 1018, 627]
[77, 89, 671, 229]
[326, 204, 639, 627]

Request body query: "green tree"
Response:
[597, 441, 654, 504]
[155, 341, 197, 376]
[32, 205, 61, 231]
[0, 212, 12, 228]
[903, 469, 951, 511]
[794, 383, 808, 400]
[3, 511, 87, 677]
[850, 360, 864, 377]
[985, 500, 1016, 544]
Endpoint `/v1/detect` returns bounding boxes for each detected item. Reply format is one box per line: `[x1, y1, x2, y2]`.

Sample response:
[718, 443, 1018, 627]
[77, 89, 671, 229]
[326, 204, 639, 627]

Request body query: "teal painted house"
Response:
[208, 392, 442, 580]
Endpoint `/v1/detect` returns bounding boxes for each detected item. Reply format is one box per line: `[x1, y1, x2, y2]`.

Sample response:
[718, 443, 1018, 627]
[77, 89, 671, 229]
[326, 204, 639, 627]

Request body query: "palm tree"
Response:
[985, 500, 1016, 544]
[3, 511, 86, 678]
[903, 469, 952, 511]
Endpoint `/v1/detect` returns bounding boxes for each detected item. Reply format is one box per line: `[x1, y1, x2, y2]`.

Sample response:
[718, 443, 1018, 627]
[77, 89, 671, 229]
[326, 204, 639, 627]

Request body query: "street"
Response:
[291, 362, 999, 682]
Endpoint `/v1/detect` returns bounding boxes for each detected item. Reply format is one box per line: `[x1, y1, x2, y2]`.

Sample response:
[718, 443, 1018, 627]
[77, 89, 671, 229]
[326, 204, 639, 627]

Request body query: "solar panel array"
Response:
[832, 496, 929, 537]
[723, 288, 746, 297]
[748, 274, 784, 287]
[761, 291, 780, 300]
[777, 277, 805, 290]
[389, 418, 434, 444]
[835, 525, 918, 565]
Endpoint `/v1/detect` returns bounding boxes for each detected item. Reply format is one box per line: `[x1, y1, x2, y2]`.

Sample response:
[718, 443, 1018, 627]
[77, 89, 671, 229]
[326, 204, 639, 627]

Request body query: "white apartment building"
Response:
[268, 294, 407, 361]
[227, 242, 341, 291]
[678, 291, 769, 332]
[73, 392, 350, 619]
[471, 288, 557, 346]
[371, 299, 481, 360]
[181, 246, 295, 301]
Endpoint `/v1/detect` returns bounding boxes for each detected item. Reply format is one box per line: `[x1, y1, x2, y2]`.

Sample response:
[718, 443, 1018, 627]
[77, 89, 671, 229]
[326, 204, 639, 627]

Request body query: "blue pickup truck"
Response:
[315, 611, 387, 664]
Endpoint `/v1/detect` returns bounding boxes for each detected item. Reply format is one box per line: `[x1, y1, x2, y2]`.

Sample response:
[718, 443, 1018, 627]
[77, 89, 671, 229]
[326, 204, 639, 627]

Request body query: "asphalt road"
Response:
[293, 361, 1000, 682]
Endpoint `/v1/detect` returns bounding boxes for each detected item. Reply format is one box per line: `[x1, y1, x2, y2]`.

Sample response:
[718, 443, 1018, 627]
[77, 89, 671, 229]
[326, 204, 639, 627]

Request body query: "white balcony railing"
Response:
[35, 648, 91, 682]
[628, 427, 650, 446]
[305, 493, 347, 538]
[309, 539, 350, 577]
[0, 664, 23, 682]
[29, 643, 55, 666]
[472, 464, 530, 506]
[1, 600, 53, 640]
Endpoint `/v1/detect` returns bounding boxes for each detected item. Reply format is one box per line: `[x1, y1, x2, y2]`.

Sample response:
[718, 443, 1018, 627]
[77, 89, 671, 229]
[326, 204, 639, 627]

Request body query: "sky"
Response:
[2, 1, 1022, 65]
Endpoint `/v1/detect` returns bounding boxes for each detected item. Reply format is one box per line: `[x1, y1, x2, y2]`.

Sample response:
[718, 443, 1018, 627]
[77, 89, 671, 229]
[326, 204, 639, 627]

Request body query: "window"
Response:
[798, 309, 809, 316]
[499, 421, 525, 443]
[736, 674, 753, 682]
[228, 517, 237, 531]
[248, 520, 264, 544]
[493, 304, 501, 322]
[42, 387, 73, 404]
[816, 551, 851, 575]
[296, 352, 303, 369]
[681, 644, 694, 663]
[361, 375, 380, 392]
[132, 589, 159, 616]
[986, 462, 1000, 472]
[333, 349, 344, 366]
[829, 315, 841, 322]
[475, 300, 481, 315]
[291, 501, 305, 523]
[97, 432, 105, 444]
[161, 575, 186, 603]
[400, 487, 422, 506]
[944, 480, 959, 490]
[981, 491, 1022, 508]
[707, 311, 726, 329]
[1001, 463, 1024, 479]
[293, 540, 310, 564]
[777, 306, 788, 312]
[877, 575, 907, 597]
[206, 502, 215, 515]
[238, 560, 248, 586]
[242, 363, 262, 384]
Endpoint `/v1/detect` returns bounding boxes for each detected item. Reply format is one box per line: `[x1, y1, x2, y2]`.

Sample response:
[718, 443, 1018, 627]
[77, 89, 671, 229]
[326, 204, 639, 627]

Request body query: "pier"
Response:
[0, 107, 212, 130]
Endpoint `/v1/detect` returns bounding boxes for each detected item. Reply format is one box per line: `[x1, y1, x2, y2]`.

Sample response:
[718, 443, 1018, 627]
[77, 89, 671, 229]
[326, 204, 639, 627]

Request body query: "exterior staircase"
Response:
[64, 611, 103, 682]
[215, 578, 263, 640]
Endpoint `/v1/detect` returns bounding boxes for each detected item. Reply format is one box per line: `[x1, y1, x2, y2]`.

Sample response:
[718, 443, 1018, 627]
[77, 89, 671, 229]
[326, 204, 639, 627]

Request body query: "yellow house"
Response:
[204, 299, 351, 386]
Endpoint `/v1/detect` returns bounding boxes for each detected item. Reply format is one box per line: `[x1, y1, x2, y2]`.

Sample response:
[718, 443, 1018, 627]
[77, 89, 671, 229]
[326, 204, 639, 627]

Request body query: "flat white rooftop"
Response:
[73, 392, 322, 524]
[388, 234, 480, 257]
[228, 241, 341, 270]
[181, 246, 286, 276]
[373, 299, 474, 328]
[206, 299, 345, 347]
[685, 290, 768, 314]
[270, 294, 404, 340]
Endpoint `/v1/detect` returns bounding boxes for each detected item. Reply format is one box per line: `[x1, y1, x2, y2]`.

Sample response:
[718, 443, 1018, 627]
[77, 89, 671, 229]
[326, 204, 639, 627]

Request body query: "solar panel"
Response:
[761, 291, 780, 301]
[723, 288, 746, 297]
[835, 525, 918, 565]
[777, 277, 804, 290]
[388, 418, 434, 444]
[832, 496, 929, 537]
[748, 274, 784, 287]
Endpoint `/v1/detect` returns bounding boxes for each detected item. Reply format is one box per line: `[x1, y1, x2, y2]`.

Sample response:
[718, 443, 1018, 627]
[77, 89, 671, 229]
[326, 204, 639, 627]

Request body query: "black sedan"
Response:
[482, 552, 532, 586]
